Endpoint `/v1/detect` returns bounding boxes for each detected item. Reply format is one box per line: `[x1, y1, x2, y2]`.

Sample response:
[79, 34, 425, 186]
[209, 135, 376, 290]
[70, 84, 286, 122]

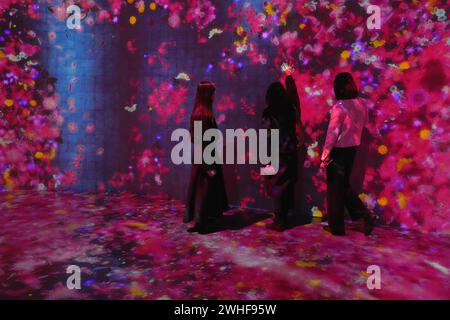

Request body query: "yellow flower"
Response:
[4, 99, 14, 107]
[377, 144, 388, 155]
[397, 192, 407, 209]
[35, 151, 44, 159]
[125, 222, 148, 229]
[340, 50, 351, 59]
[129, 16, 137, 25]
[138, 5, 145, 13]
[264, 3, 275, 16]
[295, 261, 317, 267]
[309, 279, 321, 287]
[358, 193, 368, 201]
[280, 9, 290, 26]
[49, 148, 56, 160]
[399, 61, 410, 70]
[377, 197, 388, 207]
[371, 39, 385, 48]
[397, 158, 413, 172]
[312, 209, 323, 218]
[149, 2, 157, 11]
[236, 26, 244, 36]
[30, 100, 37, 107]
[130, 284, 147, 297]
[419, 128, 431, 140]
[3, 170, 14, 190]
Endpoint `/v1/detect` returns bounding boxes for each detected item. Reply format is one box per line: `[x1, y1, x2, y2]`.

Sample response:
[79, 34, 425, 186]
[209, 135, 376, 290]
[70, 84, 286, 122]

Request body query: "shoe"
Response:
[267, 219, 288, 232]
[322, 225, 345, 236]
[187, 223, 208, 233]
[187, 226, 199, 233]
[363, 213, 375, 236]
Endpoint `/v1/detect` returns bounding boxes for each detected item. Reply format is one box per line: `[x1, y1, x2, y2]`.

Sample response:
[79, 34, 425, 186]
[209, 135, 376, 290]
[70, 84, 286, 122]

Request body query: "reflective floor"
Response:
[0, 191, 449, 299]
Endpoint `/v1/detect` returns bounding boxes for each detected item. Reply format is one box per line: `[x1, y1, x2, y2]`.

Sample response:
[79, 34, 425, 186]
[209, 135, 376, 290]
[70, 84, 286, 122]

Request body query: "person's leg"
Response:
[342, 147, 375, 235]
[269, 190, 289, 231]
[344, 189, 367, 220]
[326, 150, 346, 235]
[291, 147, 308, 225]
[267, 179, 293, 231]
[188, 172, 211, 233]
[281, 180, 294, 222]
[267, 156, 292, 231]
[184, 166, 199, 223]
[342, 147, 366, 221]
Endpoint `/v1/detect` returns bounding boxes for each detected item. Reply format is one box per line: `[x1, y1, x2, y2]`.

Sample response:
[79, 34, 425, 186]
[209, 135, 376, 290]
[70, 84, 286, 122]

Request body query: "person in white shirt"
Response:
[320, 72, 375, 236]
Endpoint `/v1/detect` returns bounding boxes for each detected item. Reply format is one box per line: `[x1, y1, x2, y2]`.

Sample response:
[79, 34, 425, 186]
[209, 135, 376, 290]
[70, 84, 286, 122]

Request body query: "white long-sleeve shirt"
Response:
[321, 98, 368, 162]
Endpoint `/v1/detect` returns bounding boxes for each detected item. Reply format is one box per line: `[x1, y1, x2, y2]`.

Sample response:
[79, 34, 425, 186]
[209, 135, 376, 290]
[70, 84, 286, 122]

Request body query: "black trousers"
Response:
[326, 147, 367, 234]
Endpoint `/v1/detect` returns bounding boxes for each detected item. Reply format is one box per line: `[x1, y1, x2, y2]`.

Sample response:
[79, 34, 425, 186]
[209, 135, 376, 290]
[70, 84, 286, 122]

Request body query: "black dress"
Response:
[262, 97, 298, 222]
[262, 75, 306, 224]
[184, 116, 229, 225]
[285, 75, 307, 223]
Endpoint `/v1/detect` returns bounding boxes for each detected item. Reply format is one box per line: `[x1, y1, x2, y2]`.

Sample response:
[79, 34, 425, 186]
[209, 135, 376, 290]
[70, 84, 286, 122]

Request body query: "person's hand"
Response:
[319, 159, 329, 172]
[281, 63, 294, 76]
[260, 165, 276, 176]
[206, 169, 216, 177]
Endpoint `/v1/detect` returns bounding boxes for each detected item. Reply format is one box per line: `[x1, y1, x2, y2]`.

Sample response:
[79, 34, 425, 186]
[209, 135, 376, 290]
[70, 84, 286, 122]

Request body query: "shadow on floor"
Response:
[200, 210, 272, 234]
[286, 213, 314, 229]
[199, 209, 314, 234]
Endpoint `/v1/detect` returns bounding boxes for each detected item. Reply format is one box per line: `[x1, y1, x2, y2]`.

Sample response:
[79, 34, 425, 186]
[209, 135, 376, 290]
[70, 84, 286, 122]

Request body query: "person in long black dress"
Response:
[262, 71, 299, 231]
[284, 67, 308, 225]
[184, 81, 229, 233]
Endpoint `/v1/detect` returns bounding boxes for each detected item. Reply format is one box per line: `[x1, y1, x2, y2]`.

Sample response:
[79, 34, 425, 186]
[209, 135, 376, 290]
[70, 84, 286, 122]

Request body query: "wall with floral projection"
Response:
[0, 0, 448, 233]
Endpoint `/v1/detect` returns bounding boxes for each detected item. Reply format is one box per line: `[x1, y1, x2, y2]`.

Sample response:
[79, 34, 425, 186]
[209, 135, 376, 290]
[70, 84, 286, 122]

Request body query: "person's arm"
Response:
[321, 106, 345, 165]
[285, 75, 300, 119]
[281, 63, 301, 121]
[284, 72, 306, 147]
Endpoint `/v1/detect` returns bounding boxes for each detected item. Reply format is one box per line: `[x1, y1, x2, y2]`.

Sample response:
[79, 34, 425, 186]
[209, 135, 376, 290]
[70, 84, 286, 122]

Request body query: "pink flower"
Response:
[168, 13, 181, 28]
[186, 0, 216, 30]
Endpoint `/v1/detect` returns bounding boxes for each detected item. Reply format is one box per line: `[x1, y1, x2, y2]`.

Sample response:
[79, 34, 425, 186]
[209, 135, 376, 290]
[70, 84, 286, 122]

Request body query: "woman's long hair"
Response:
[190, 81, 216, 129]
[334, 72, 359, 100]
[265, 81, 293, 120]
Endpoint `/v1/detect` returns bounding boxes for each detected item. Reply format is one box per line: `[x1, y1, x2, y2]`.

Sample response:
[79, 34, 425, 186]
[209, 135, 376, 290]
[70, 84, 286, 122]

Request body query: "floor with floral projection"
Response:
[0, 191, 449, 300]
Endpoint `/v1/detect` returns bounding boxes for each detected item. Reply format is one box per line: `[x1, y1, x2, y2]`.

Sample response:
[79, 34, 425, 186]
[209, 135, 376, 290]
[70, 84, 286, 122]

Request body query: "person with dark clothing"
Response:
[284, 67, 308, 225]
[262, 66, 301, 231]
[184, 81, 229, 233]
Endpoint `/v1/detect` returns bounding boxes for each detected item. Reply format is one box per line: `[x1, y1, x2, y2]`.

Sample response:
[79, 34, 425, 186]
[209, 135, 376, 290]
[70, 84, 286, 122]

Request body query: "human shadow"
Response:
[286, 212, 314, 229]
[199, 209, 272, 234]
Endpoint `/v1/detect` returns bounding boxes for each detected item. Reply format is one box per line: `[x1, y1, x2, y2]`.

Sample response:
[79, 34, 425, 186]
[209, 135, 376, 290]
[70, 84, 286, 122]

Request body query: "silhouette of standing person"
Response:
[184, 81, 229, 233]
[320, 72, 375, 236]
[283, 65, 308, 225]
[262, 67, 299, 231]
